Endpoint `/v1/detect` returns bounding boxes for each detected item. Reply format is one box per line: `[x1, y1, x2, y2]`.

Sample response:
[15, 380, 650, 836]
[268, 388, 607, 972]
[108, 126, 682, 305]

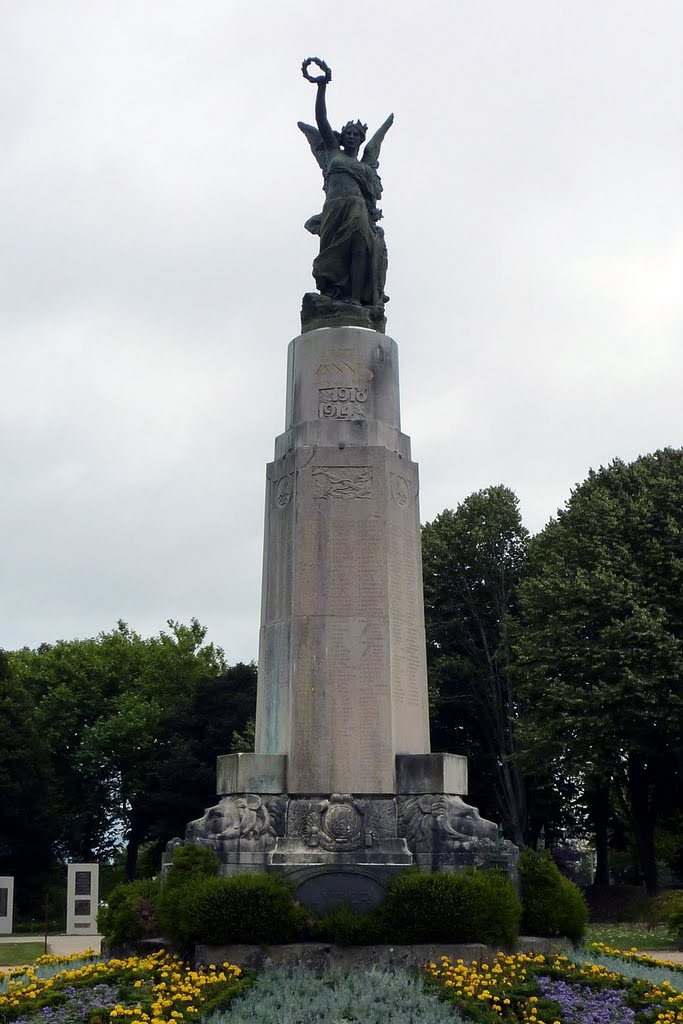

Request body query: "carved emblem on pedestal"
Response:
[300, 794, 378, 851]
[313, 467, 372, 500]
[390, 473, 410, 508]
[273, 474, 293, 508]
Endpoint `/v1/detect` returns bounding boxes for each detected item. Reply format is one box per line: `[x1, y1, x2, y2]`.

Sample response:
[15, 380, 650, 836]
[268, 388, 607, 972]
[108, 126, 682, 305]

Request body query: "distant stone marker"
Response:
[175, 61, 518, 912]
[0, 876, 13, 934]
[66, 864, 99, 935]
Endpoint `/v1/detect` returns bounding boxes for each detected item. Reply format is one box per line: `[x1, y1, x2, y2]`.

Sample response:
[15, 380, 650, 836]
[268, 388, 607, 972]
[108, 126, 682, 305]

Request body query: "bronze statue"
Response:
[299, 58, 393, 311]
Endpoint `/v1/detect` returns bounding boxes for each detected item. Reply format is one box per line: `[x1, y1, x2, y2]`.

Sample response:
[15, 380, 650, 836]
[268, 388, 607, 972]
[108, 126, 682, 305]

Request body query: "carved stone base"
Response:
[301, 292, 386, 334]
[178, 789, 518, 912]
[397, 795, 519, 877]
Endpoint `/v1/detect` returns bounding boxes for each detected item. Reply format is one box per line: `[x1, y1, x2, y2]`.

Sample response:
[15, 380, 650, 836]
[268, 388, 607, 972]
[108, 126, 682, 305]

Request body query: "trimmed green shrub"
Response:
[381, 868, 521, 946]
[519, 848, 588, 941]
[97, 877, 161, 947]
[313, 901, 386, 946]
[160, 872, 305, 946]
[163, 843, 220, 889]
[156, 843, 220, 946]
[666, 893, 683, 948]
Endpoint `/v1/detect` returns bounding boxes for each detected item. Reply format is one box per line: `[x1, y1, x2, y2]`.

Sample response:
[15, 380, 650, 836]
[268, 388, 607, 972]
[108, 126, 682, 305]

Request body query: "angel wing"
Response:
[362, 113, 394, 169]
[297, 121, 328, 175]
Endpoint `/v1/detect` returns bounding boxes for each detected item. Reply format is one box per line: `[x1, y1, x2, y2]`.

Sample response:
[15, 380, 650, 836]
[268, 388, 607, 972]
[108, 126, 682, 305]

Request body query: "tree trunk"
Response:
[125, 805, 145, 882]
[628, 752, 658, 895]
[589, 779, 611, 886]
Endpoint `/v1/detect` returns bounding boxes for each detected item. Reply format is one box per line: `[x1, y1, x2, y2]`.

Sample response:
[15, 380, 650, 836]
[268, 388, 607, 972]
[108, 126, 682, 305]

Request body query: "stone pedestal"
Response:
[177, 324, 517, 912]
[256, 327, 430, 794]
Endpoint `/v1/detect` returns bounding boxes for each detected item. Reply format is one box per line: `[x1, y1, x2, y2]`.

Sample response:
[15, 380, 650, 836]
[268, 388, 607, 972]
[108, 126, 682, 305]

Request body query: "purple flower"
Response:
[538, 975, 635, 1024]
[12, 983, 121, 1024]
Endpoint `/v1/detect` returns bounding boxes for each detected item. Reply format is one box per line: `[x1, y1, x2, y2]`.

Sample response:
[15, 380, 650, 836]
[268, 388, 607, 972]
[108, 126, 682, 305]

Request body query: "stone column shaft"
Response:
[256, 327, 430, 794]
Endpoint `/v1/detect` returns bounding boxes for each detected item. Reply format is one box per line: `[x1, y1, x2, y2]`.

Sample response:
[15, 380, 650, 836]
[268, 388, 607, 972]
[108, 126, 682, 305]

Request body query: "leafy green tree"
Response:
[513, 449, 683, 893]
[134, 661, 257, 855]
[10, 621, 256, 880]
[422, 486, 529, 845]
[0, 650, 54, 908]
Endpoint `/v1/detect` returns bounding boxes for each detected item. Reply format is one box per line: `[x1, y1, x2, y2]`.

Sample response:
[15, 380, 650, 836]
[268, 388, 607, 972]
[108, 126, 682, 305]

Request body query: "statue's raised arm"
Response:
[301, 58, 337, 151]
[299, 57, 392, 331]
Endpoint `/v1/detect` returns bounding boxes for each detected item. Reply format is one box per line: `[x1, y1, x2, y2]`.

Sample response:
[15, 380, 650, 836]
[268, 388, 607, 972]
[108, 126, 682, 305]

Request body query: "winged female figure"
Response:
[299, 58, 393, 308]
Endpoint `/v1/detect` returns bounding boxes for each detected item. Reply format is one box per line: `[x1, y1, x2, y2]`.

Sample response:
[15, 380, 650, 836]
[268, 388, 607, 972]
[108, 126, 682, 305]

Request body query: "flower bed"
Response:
[0, 951, 246, 1024]
[2, 945, 681, 1024]
[425, 950, 683, 1024]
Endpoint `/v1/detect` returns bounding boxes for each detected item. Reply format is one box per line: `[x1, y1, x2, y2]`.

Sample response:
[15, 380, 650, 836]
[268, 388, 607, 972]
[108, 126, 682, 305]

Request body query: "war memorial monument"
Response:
[183, 59, 517, 912]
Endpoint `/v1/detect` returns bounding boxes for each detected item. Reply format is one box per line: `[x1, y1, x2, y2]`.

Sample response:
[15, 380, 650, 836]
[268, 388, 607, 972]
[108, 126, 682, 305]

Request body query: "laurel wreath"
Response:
[302, 57, 332, 84]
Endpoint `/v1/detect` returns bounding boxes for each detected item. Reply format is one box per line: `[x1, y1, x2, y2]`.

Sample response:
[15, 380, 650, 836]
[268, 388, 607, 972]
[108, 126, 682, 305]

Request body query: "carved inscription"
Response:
[314, 351, 374, 385]
[294, 511, 384, 616]
[313, 467, 372, 500]
[391, 620, 425, 710]
[322, 619, 389, 789]
[74, 900, 91, 916]
[273, 474, 293, 508]
[0, 889, 7, 917]
[74, 871, 91, 896]
[319, 386, 368, 420]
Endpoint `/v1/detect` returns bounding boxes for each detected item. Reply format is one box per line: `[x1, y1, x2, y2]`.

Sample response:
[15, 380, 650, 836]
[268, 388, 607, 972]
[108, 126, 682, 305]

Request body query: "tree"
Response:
[422, 486, 529, 845]
[10, 621, 256, 880]
[513, 449, 683, 893]
[0, 651, 54, 908]
[134, 661, 258, 855]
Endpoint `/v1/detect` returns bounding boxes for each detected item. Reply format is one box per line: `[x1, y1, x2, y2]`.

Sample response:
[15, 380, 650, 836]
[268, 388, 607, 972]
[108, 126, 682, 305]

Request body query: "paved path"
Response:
[638, 949, 683, 965]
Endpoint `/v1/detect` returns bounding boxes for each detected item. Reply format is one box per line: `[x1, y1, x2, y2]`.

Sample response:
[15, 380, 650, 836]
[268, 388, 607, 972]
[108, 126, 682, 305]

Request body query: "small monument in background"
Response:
[0, 876, 14, 934]
[181, 59, 517, 912]
[66, 863, 99, 936]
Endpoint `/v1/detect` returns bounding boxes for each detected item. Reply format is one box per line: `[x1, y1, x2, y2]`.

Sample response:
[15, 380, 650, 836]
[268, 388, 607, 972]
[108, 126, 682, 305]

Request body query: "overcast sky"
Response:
[2, 1, 681, 661]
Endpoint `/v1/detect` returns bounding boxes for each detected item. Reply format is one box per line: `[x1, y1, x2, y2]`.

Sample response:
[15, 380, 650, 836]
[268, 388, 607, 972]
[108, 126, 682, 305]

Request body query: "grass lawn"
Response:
[0, 941, 46, 966]
[586, 921, 676, 950]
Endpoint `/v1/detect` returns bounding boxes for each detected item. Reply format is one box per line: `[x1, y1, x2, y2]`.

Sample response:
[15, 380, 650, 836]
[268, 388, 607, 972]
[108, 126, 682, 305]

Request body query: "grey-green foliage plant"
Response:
[202, 967, 467, 1024]
[571, 949, 683, 988]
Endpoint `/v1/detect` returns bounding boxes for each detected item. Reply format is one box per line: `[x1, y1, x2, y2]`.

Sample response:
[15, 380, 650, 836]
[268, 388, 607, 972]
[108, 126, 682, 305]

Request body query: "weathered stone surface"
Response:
[398, 795, 518, 876]
[283, 326, 401, 437]
[193, 938, 568, 972]
[286, 795, 398, 848]
[256, 328, 430, 795]
[396, 753, 468, 796]
[294, 871, 387, 913]
[187, 794, 287, 871]
[216, 753, 287, 795]
[301, 293, 387, 334]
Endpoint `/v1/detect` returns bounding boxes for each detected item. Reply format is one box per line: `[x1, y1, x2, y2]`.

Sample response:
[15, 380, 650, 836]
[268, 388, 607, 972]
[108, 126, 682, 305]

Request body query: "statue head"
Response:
[336, 120, 368, 153]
